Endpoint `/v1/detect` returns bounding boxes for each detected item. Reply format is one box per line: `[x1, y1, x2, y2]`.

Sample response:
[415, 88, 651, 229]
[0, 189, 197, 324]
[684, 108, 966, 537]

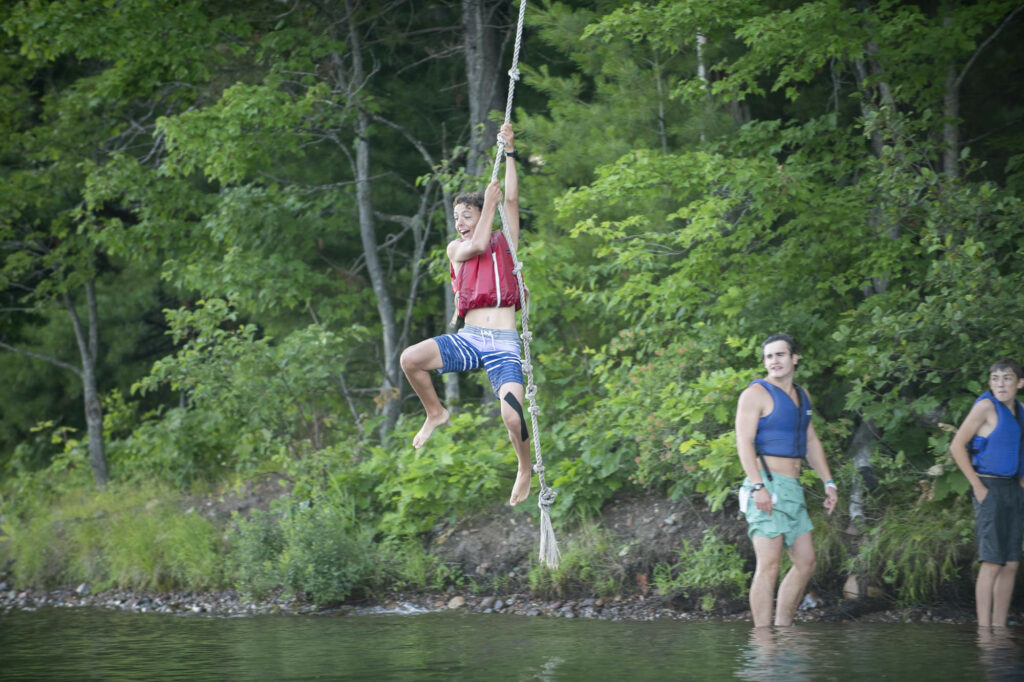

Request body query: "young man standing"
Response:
[735, 333, 838, 627]
[950, 359, 1024, 627]
[399, 123, 532, 507]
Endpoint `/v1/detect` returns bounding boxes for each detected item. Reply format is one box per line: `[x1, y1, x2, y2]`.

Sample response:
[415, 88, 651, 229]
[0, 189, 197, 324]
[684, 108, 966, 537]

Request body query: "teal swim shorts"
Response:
[740, 471, 814, 547]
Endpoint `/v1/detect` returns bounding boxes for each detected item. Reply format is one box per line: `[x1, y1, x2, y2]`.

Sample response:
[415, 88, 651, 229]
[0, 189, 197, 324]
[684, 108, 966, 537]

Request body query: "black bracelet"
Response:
[505, 149, 519, 160]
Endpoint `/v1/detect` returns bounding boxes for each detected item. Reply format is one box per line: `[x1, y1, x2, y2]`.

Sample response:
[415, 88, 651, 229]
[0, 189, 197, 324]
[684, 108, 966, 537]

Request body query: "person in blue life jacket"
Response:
[950, 359, 1024, 628]
[735, 333, 838, 627]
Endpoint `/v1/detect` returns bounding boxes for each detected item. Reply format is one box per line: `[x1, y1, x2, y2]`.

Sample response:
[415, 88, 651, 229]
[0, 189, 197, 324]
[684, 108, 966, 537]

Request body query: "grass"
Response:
[2, 483, 226, 591]
[527, 523, 628, 599]
[848, 496, 974, 605]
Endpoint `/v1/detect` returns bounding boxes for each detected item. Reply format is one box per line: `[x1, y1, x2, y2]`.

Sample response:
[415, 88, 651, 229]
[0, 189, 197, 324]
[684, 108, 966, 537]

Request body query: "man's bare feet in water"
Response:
[413, 408, 449, 449]
[509, 466, 532, 506]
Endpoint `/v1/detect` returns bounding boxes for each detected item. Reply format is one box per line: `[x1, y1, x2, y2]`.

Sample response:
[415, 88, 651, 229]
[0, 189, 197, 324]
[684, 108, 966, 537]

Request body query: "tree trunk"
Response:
[462, 0, 506, 178]
[353, 109, 401, 436]
[696, 32, 708, 90]
[342, 1, 402, 438]
[942, 4, 960, 179]
[843, 13, 900, 523]
[65, 282, 108, 487]
[845, 419, 876, 528]
[942, 63, 960, 178]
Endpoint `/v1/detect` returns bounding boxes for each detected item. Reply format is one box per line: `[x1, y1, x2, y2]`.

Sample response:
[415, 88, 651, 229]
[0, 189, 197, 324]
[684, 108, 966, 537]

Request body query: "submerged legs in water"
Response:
[976, 560, 1019, 627]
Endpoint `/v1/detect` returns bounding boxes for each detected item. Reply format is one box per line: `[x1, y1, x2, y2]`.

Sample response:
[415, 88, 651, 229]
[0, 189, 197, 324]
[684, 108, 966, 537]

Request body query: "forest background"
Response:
[2, 0, 1024, 611]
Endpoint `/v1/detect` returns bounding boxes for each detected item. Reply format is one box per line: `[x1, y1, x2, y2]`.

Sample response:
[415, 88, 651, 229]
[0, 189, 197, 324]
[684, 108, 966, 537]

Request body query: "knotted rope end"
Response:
[538, 491, 560, 568]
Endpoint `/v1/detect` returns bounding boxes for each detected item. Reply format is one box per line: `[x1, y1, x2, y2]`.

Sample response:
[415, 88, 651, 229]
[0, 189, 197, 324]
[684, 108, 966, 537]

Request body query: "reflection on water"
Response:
[0, 608, 1021, 680]
[736, 623, 1024, 681]
[978, 627, 1024, 681]
[736, 627, 819, 680]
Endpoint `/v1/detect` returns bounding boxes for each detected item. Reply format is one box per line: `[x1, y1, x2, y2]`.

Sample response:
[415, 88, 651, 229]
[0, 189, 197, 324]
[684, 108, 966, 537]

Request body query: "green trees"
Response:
[1, 1, 1023, 608]
[511, 0, 1024, 517]
[0, 0, 235, 484]
[1, 1, 519, 483]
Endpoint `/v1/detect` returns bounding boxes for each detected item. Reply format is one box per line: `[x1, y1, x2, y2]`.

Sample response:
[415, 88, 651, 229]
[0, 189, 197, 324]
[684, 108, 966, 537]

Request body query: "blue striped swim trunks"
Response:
[433, 324, 523, 397]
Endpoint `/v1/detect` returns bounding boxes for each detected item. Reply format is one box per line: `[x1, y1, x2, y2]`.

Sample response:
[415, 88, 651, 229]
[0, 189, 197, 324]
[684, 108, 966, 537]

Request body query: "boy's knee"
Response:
[400, 347, 417, 372]
[791, 546, 816, 574]
[501, 405, 521, 431]
[501, 392, 529, 442]
[754, 553, 782, 574]
[754, 563, 780, 584]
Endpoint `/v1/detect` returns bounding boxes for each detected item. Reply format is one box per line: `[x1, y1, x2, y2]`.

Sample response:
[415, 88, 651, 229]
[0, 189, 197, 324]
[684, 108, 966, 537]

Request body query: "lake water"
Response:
[2, 608, 1023, 680]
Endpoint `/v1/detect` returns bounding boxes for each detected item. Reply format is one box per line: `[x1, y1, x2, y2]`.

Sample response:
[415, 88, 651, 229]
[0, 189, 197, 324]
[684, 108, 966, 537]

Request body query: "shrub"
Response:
[228, 508, 286, 601]
[229, 494, 376, 607]
[377, 537, 465, 592]
[652, 528, 750, 611]
[848, 497, 974, 605]
[344, 409, 510, 536]
[278, 496, 376, 606]
[527, 524, 627, 599]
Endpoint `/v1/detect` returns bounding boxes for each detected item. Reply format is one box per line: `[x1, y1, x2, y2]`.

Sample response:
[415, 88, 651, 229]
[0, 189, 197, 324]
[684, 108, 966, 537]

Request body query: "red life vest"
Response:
[450, 231, 521, 318]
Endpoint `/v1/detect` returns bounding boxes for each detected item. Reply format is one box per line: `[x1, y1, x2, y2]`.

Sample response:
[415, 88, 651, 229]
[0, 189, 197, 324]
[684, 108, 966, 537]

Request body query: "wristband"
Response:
[505, 149, 519, 160]
[824, 480, 837, 491]
[751, 483, 766, 492]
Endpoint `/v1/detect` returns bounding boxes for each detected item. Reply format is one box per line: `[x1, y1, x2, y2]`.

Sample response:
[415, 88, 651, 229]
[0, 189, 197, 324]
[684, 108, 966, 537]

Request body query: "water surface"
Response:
[2, 608, 1022, 680]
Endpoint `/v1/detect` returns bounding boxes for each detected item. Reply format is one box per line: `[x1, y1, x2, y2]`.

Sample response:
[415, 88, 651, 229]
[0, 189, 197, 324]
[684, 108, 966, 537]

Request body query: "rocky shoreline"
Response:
[0, 582, 982, 625]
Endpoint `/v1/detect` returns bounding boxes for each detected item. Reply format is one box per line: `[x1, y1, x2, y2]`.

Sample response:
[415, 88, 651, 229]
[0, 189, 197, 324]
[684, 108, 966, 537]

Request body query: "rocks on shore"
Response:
[0, 586, 314, 616]
[0, 584, 976, 625]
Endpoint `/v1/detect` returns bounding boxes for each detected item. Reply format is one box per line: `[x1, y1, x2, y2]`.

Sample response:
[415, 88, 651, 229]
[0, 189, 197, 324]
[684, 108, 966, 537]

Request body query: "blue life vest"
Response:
[752, 379, 813, 459]
[970, 391, 1024, 478]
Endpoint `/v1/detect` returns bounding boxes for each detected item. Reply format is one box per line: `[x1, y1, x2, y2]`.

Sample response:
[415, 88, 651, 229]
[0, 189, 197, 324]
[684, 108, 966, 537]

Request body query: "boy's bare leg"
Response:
[400, 339, 449, 448]
[977, 562, 999, 627]
[750, 534, 783, 627]
[991, 561, 1018, 627]
[499, 381, 532, 506]
[775, 532, 816, 626]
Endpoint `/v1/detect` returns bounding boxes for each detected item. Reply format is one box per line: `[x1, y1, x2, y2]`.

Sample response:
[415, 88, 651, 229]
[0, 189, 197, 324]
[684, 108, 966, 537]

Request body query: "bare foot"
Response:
[412, 409, 449, 448]
[509, 467, 532, 506]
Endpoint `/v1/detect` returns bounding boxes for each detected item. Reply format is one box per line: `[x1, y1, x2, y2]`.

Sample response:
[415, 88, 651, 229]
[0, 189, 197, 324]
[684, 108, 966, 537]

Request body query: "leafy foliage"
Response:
[527, 523, 629, 599]
[652, 528, 750, 611]
[376, 537, 467, 593]
[339, 409, 513, 536]
[3, 0, 1024, 607]
[227, 508, 285, 602]
[229, 493, 376, 606]
[847, 499, 975, 605]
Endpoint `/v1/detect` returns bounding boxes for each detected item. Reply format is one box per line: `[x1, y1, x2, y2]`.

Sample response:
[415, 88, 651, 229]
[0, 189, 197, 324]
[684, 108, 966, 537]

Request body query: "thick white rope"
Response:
[489, 0, 560, 568]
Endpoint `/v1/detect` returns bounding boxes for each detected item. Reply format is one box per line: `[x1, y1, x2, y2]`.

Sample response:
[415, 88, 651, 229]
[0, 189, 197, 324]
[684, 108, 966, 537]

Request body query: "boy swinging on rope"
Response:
[400, 123, 532, 506]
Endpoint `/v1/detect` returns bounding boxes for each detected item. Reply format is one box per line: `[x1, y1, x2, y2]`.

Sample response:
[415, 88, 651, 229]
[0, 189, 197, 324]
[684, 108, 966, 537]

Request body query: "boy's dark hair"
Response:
[989, 359, 1023, 380]
[761, 333, 799, 357]
[453, 191, 485, 211]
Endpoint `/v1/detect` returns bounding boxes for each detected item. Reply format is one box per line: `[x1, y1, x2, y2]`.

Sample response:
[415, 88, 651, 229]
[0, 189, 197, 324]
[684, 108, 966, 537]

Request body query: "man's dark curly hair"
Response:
[760, 333, 798, 357]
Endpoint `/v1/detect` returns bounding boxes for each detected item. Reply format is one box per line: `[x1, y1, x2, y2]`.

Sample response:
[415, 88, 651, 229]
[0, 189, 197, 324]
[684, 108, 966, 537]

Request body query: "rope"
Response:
[489, 0, 560, 569]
